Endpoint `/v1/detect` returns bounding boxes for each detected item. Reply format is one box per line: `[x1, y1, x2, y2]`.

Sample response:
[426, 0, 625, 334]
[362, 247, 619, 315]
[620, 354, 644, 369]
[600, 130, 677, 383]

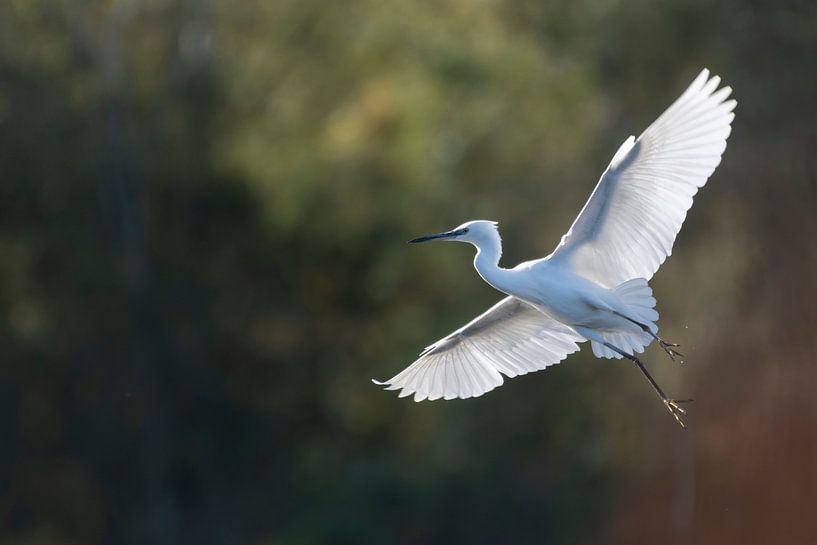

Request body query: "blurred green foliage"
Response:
[1, 0, 816, 544]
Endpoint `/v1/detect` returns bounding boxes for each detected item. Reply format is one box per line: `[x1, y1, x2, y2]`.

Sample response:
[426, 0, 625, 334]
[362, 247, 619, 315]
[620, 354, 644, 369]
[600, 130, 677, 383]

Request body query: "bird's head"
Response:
[409, 220, 500, 246]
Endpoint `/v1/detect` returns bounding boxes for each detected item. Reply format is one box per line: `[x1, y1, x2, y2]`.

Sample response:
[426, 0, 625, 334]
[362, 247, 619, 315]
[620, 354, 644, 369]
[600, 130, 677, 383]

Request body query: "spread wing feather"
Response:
[373, 297, 583, 401]
[548, 68, 736, 286]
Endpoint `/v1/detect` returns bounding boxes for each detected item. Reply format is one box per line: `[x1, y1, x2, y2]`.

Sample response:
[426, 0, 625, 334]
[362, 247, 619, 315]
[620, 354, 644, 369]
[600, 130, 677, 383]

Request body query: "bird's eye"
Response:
[462, 228, 469, 233]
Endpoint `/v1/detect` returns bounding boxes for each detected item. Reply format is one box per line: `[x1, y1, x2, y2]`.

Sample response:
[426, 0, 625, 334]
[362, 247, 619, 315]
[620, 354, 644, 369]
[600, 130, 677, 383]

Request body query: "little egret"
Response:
[374, 69, 735, 427]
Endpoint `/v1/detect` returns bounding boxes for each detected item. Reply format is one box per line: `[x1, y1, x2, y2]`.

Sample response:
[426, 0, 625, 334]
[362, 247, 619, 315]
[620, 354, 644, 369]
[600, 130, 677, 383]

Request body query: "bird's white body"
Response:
[468, 223, 656, 354]
[374, 69, 736, 421]
[474, 239, 627, 331]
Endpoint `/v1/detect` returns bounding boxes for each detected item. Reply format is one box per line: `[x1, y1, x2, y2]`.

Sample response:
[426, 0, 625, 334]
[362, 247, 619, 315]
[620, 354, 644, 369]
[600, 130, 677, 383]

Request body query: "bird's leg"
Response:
[612, 311, 684, 363]
[603, 341, 692, 429]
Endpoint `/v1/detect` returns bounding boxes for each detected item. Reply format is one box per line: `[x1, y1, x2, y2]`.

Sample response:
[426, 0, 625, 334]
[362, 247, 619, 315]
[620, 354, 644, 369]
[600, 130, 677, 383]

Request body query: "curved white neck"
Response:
[472, 239, 511, 294]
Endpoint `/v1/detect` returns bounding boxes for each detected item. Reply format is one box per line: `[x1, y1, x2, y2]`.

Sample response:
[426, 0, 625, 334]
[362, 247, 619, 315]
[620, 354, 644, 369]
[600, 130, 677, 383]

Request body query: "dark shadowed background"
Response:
[1, 0, 816, 544]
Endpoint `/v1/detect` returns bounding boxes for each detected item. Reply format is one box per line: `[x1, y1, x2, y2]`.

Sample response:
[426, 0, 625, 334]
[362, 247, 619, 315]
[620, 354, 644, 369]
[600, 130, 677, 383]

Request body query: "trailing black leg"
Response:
[603, 341, 692, 428]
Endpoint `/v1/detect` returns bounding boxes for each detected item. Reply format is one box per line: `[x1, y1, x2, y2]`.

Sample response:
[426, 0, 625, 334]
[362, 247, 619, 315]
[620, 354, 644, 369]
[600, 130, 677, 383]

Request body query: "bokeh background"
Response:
[2, 0, 817, 543]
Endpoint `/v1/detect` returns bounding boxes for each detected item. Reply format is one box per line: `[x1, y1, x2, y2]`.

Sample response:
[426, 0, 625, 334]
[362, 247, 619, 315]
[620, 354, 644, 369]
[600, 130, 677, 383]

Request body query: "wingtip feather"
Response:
[693, 68, 710, 88]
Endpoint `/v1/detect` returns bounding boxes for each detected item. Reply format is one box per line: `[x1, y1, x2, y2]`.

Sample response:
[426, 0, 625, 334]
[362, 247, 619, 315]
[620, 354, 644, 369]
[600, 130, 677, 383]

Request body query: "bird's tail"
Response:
[591, 278, 659, 359]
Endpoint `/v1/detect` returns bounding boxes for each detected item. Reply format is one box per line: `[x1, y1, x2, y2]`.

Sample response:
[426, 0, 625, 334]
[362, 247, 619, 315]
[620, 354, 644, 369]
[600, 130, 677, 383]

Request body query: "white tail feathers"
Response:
[615, 278, 659, 326]
[591, 278, 658, 359]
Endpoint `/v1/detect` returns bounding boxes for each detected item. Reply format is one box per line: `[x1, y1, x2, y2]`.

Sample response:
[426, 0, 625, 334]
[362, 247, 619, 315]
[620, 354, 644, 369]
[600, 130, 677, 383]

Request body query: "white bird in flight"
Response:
[374, 69, 735, 427]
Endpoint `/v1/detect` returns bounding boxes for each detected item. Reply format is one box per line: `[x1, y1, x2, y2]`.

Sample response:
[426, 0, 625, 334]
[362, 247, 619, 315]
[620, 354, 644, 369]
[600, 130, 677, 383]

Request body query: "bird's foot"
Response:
[664, 398, 693, 428]
[658, 339, 684, 363]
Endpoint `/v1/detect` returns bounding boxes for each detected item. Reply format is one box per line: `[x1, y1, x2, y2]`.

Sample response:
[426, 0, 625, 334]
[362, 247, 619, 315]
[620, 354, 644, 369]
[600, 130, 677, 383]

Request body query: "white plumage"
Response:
[379, 297, 583, 401]
[374, 69, 736, 426]
[549, 69, 735, 286]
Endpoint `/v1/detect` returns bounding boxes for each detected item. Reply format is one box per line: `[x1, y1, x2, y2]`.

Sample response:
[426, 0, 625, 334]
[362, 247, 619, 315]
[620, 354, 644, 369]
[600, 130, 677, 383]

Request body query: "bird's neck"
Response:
[473, 241, 513, 294]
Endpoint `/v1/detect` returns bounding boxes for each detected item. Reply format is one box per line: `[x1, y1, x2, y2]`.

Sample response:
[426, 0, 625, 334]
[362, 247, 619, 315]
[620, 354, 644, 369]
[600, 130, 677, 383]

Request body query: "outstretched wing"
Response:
[373, 297, 583, 401]
[548, 68, 736, 287]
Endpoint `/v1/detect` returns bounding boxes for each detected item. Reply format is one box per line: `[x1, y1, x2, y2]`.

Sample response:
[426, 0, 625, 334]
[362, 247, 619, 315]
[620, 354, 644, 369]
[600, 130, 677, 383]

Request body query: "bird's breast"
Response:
[519, 268, 613, 327]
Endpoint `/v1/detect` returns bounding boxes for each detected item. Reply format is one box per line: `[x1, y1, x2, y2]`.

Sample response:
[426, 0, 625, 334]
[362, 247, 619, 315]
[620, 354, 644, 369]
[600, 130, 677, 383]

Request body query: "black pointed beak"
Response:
[408, 228, 465, 243]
